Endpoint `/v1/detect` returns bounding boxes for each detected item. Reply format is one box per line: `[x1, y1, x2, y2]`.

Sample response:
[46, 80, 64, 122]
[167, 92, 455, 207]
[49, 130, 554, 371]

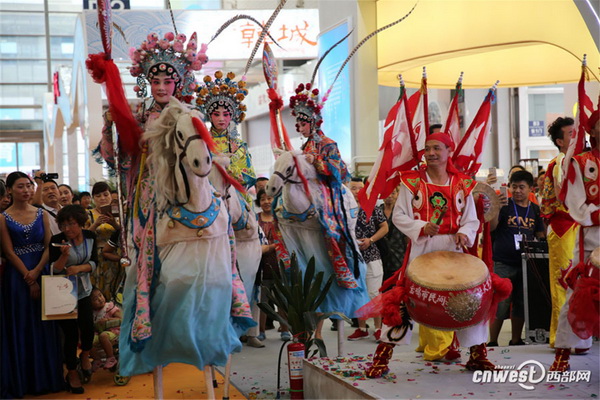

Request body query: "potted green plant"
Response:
[258, 253, 350, 357]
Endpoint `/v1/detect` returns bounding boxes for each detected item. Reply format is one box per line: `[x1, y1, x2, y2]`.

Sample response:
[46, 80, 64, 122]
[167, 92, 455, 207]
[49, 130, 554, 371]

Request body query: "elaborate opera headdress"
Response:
[195, 71, 248, 125]
[290, 82, 323, 127]
[129, 32, 208, 101]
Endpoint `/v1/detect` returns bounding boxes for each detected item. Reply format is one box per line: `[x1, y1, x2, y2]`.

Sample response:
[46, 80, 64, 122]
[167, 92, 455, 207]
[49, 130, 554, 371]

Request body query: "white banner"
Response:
[85, 9, 319, 61]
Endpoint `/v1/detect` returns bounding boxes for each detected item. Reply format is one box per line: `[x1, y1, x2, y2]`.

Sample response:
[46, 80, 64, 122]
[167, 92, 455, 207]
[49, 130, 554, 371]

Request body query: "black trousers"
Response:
[59, 295, 94, 371]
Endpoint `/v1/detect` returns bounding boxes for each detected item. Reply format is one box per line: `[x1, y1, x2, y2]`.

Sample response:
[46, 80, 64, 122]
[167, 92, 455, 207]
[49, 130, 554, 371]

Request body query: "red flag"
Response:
[559, 61, 594, 200]
[444, 77, 462, 147]
[358, 90, 417, 218]
[407, 75, 428, 156]
[453, 88, 494, 176]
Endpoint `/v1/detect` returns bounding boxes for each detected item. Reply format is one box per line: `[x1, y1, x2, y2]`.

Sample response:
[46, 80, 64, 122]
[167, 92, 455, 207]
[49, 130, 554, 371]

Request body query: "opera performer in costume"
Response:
[366, 133, 496, 378]
[551, 111, 599, 371]
[196, 71, 263, 345]
[287, 82, 369, 339]
[95, 32, 248, 376]
[540, 117, 579, 348]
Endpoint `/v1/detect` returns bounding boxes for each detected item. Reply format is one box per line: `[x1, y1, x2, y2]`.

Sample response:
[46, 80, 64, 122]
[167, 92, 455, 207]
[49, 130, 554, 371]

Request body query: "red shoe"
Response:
[465, 343, 496, 371]
[347, 328, 369, 341]
[366, 342, 395, 379]
[550, 348, 570, 372]
[374, 329, 382, 342]
[574, 348, 590, 355]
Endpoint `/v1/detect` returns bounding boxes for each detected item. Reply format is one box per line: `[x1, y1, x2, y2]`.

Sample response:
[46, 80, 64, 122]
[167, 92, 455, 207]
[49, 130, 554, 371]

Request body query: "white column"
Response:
[87, 77, 106, 183]
[67, 126, 79, 189]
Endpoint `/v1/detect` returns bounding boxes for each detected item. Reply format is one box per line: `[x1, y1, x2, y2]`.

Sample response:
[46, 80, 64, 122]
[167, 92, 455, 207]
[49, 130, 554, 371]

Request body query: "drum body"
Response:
[405, 251, 492, 331]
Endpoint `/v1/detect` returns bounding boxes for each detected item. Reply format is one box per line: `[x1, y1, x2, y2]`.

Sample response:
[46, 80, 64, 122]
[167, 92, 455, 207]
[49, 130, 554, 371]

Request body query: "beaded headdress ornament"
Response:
[195, 71, 248, 127]
[129, 32, 208, 101]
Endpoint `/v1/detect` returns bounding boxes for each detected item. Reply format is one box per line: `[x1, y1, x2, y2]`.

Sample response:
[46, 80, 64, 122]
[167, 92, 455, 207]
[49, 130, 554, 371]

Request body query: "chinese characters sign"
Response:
[85, 9, 319, 61]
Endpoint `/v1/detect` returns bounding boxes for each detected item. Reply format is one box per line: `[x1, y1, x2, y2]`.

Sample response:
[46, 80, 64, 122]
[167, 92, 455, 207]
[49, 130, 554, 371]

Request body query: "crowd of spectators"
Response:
[0, 173, 124, 396]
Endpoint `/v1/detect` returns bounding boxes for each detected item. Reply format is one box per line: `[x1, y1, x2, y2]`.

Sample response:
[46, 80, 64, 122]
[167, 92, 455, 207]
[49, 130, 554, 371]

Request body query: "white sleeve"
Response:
[392, 184, 427, 242]
[458, 194, 480, 247]
[564, 161, 598, 226]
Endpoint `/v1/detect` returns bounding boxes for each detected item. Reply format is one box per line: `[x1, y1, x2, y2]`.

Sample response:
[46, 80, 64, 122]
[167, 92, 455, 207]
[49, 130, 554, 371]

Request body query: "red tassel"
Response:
[355, 285, 406, 325]
[267, 88, 293, 151]
[292, 155, 312, 198]
[86, 53, 143, 156]
[487, 272, 512, 322]
[213, 161, 247, 194]
[568, 276, 600, 339]
[191, 117, 217, 153]
[381, 286, 406, 327]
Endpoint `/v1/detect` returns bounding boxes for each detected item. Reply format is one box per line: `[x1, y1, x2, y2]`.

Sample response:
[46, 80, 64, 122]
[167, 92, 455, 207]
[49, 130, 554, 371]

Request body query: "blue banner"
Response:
[317, 21, 351, 164]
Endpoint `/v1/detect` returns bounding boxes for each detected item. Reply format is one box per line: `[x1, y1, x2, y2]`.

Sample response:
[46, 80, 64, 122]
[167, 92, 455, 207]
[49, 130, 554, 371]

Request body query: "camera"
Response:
[40, 173, 59, 180]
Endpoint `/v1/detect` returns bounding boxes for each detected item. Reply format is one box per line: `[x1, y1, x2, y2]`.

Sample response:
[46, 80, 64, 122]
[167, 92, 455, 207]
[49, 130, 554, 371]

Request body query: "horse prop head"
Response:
[267, 148, 315, 197]
[145, 97, 217, 209]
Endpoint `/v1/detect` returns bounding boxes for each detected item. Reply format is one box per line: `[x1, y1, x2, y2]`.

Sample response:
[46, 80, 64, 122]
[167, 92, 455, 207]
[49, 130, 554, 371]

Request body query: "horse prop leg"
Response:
[153, 366, 164, 400]
[223, 355, 233, 399]
[211, 366, 218, 388]
[204, 365, 216, 399]
[337, 319, 345, 357]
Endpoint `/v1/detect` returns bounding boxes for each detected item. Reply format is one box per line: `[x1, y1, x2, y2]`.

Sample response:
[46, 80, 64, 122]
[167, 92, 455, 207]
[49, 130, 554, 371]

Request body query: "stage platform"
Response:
[303, 344, 599, 399]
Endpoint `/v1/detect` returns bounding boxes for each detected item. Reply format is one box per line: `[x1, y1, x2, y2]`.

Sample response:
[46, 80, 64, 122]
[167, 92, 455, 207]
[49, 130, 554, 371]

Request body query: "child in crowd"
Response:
[90, 287, 121, 370]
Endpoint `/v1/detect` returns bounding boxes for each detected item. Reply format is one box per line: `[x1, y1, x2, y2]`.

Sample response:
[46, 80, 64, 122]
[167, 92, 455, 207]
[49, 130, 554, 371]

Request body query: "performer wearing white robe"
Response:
[551, 112, 599, 371]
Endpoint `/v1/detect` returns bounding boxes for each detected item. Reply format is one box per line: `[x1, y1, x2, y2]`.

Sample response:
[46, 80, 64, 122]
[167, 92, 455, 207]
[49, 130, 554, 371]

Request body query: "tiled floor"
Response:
[225, 322, 599, 400]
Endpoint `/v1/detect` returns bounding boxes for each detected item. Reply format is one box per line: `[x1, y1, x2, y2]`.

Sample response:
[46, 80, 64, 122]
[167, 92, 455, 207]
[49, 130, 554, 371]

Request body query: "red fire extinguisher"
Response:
[287, 341, 305, 399]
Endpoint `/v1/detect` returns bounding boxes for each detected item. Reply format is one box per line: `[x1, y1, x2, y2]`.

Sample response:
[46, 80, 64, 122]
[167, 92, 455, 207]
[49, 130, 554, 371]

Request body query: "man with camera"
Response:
[32, 171, 62, 235]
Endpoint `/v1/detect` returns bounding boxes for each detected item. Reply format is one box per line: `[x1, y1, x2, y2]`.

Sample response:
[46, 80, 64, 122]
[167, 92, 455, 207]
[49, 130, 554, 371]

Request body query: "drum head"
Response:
[407, 251, 489, 290]
[473, 182, 500, 223]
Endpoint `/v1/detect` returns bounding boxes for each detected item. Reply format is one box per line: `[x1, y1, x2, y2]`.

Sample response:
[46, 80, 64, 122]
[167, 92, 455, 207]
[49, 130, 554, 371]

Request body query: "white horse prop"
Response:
[119, 98, 252, 399]
[266, 149, 369, 330]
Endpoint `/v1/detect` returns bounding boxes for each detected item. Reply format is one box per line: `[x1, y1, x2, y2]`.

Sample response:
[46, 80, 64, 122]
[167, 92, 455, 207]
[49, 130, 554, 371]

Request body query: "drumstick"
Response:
[434, 206, 448, 225]
[429, 206, 448, 238]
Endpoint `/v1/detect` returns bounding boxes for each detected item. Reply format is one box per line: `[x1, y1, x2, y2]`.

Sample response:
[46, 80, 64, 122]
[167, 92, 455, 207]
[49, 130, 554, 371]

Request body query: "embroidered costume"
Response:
[365, 132, 499, 378]
[390, 169, 482, 361]
[541, 154, 579, 347]
[96, 32, 253, 375]
[196, 70, 262, 340]
[552, 146, 599, 371]
[290, 83, 360, 289]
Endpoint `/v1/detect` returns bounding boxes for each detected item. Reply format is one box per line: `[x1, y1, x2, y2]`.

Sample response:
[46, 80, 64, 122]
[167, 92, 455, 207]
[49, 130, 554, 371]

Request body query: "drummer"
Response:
[367, 132, 495, 378]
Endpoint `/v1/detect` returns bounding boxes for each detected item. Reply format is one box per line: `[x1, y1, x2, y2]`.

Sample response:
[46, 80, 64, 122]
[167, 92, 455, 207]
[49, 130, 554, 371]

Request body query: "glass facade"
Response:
[0, 0, 184, 181]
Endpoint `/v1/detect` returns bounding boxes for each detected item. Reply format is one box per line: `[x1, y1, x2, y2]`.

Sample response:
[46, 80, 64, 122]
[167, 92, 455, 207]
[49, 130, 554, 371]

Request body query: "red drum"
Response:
[405, 251, 493, 331]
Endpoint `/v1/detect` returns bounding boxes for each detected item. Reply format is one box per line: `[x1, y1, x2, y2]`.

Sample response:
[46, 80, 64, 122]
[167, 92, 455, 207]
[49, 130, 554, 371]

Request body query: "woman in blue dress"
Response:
[0, 171, 64, 398]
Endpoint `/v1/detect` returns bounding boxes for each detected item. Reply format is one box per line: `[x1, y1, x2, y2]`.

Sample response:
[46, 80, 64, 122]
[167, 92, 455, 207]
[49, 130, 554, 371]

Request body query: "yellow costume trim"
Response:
[134, 144, 148, 217]
[547, 224, 578, 347]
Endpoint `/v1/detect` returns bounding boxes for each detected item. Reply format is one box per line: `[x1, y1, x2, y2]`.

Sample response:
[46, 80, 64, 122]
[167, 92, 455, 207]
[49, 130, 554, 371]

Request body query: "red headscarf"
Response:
[425, 132, 461, 175]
